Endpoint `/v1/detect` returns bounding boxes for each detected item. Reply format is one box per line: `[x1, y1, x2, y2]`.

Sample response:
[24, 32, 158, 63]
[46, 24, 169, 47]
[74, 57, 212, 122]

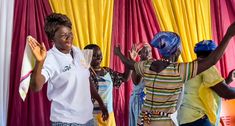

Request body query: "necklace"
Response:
[160, 58, 178, 64]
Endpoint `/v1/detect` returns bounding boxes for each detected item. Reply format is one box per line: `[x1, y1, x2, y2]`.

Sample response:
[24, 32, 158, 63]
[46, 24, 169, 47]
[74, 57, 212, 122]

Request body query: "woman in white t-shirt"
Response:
[28, 13, 108, 126]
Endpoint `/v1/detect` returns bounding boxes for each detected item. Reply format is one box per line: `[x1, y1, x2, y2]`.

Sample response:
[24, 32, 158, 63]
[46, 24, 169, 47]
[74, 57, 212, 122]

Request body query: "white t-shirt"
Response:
[41, 45, 93, 124]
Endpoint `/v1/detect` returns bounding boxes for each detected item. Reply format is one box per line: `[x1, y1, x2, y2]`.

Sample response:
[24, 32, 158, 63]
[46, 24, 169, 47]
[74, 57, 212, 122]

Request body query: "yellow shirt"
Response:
[178, 66, 224, 125]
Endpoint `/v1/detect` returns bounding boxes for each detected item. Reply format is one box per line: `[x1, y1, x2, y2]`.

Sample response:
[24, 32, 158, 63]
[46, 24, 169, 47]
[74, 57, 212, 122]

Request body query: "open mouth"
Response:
[66, 41, 72, 46]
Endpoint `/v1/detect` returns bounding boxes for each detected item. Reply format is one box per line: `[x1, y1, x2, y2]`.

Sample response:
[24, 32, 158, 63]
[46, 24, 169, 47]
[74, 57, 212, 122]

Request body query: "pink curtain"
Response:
[7, 0, 52, 126]
[211, 0, 235, 125]
[211, 0, 235, 83]
[111, 0, 161, 125]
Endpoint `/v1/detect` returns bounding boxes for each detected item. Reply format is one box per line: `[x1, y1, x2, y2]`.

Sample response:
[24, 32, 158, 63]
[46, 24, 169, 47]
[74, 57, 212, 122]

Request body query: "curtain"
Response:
[49, 0, 114, 67]
[111, 0, 161, 125]
[152, 0, 212, 62]
[211, 0, 235, 125]
[211, 0, 235, 80]
[0, 0, 14, 125]
[7, 0, 52, 126]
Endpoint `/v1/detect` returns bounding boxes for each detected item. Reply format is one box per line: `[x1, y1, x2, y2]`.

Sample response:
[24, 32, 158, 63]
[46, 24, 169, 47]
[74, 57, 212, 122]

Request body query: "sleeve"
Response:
[202, 66, 224, 87]
[104, 67, 125, 87]
[134, 60, 150, 76]
[41, 57, 55, 83]
[178, 60, 198, 82]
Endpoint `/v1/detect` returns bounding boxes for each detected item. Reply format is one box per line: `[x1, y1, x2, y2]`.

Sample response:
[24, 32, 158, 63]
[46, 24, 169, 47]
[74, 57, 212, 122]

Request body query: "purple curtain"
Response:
[7, 0, 52, 125]
[111, 0, 161, 125]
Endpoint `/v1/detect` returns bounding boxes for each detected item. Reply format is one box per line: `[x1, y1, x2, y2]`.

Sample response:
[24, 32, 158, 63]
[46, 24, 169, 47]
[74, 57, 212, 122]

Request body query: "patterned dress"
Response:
[134, 60, 198, 126]
[89, 67, 125, 126]
[129, 80, 146, 126]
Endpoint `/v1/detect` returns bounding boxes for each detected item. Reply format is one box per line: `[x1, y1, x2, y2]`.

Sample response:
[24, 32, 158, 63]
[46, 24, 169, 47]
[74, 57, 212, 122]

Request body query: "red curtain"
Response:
[7, 0, 52, 126]
[211, 0, 235, 125]
[211, 0, 235, 82]
[111, 0, 161, 125]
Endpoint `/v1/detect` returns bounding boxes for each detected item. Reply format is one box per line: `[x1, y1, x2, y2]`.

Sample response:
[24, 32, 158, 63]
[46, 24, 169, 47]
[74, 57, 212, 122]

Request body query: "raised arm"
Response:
[28, 36, 47, 92]
[210, 69, 235, 99]
[114, 45, 136, 70]
[121, 67, 132, 82]
[197, 22, 235, 74]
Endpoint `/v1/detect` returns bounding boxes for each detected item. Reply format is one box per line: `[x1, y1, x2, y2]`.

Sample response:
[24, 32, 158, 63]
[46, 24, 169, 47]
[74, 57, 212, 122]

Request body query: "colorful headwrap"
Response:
[150, 31, 181, 57]
[194, 40, 217, 53]
[136, 42, 151, 53]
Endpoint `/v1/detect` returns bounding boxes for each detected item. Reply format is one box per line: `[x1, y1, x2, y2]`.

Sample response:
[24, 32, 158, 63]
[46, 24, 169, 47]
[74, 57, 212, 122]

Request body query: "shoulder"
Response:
[202, 65, 220, 76]
[103, 67, 113, 73]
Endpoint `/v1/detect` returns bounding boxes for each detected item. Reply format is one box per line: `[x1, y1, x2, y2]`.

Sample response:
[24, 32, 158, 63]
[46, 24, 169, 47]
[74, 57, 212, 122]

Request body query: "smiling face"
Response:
[90, 47, 103, 68]
[52, 26, 73, 53]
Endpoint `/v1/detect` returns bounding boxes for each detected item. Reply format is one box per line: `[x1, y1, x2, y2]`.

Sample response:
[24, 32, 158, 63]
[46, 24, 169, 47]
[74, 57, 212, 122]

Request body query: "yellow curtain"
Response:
[151, 0, 212, 62]
[49, 0, 114, 66]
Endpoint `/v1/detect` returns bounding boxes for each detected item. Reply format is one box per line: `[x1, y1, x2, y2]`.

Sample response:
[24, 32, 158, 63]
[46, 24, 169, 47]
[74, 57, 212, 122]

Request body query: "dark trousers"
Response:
[180, 115, 212, 126]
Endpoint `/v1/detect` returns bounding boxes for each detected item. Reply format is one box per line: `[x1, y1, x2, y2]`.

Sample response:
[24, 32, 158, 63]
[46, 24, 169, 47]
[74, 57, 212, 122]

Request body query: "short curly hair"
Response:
[84, 44, 100, 50]
[44, 13, 72, 40]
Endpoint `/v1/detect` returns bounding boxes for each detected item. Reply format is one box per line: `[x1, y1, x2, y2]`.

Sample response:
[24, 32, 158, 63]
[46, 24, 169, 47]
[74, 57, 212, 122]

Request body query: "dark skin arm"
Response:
[89, 78, 109, 121]
[131, 70, 142, 85]
[28, 36, 47, 92]
[121, 66, 132, 82]
[114, 46, 170, 73]
[114, 22, 235, 75]
[114, 46, 136, 70]
[30, 61, 46, 92]
[197, 22, 235, 74]
[210, 69, 235, 99]
[113, 47, 133, 82]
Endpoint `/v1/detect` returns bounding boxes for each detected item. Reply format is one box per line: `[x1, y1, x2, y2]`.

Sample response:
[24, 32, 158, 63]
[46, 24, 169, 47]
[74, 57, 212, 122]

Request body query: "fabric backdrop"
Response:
[49, 0, 114, 67]
[211, 0, 235, 125]
[152, 0, 212, 62]
[7, 0, 52, 126]
[110, 0, 161, 125]
[3, 0, 235, 126]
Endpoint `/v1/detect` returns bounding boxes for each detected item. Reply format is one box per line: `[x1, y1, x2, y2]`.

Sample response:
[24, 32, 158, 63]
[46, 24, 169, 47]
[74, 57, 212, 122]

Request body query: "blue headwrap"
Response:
[151, 32, 181, 57]
[194, 40, 217, 53]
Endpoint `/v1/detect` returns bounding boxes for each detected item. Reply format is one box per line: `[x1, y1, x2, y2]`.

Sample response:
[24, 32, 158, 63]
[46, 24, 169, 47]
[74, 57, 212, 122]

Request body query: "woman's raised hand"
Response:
[27, 36, 47, 62]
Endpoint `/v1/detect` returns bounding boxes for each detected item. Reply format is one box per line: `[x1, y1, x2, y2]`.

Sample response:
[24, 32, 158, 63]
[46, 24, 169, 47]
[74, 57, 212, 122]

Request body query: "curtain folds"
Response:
[4, 0, 235, 126]
[211, 0, 235, 80]
[211, 1, 235, 125]
[152, 0, 212, 62]
[111, 0, 161, 125]
[7, 0, 52, 126]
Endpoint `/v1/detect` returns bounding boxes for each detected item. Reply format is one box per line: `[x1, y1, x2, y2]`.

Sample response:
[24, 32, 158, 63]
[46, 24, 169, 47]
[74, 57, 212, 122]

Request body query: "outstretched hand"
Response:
[27, 36, 47, 62]
[228, 69, 235, 83]
[129, 44, 138, 61]
[226, 22, 235, 37]
[114, 44, 121, 56]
